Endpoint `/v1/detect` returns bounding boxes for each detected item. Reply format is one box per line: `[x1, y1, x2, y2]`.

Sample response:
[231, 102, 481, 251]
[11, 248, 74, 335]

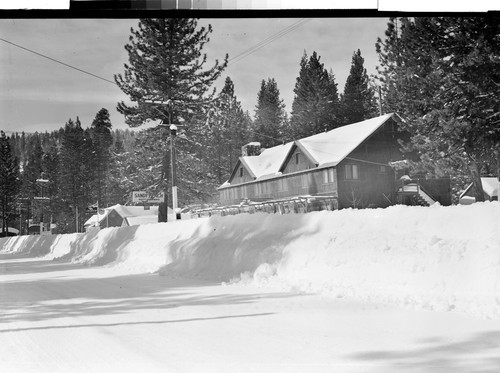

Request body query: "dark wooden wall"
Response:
[99, 210, 124, 228]
[336, 119, 402, 208]
[419, 178, 452, 205]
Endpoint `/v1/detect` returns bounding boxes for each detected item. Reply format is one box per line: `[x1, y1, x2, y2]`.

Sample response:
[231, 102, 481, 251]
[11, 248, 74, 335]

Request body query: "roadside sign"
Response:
[148, 192, 165, 204]
[133, 191, 165, 204]
[132, 191, 149, 202]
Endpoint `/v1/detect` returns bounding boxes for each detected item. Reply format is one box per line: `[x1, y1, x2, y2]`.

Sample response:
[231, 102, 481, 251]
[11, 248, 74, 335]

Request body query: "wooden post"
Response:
[75, 205, 79, 233]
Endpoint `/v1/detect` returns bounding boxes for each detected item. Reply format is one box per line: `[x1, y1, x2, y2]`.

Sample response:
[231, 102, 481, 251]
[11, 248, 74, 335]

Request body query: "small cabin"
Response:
[84, 204, 162, 231]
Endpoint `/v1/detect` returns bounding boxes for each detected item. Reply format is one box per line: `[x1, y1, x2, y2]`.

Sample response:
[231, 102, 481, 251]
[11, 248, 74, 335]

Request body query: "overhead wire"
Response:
[0, 37, 117, 86]
[1, 19, 312, 87]
[227, 19, 311, 66]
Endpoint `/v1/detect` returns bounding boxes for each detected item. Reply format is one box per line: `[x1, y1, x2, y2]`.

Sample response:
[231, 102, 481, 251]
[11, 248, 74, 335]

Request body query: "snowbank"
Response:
[1, 202, 500, 318]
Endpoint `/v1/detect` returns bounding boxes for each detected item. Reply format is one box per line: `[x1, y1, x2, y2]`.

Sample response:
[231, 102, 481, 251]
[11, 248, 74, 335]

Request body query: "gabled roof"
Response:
[227, 142, 294, 184]
[243, 142, 294, 178]
[291, 113, 398, 168]
[222, 113, 400, 188]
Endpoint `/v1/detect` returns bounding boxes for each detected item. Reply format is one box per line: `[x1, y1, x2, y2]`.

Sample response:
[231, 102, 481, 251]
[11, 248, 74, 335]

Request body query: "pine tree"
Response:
[115, 18, 228, 207]
[115, 18, 227, 126]
[59, 118, 93, 232]
[374, 17, 412, 115]
[89, 108, 113, 206]
[253, 78, 287, 148]
[207, 77, 251, 184]
[20, 134, 43, 200]
[0, 131, 20, 235]
[340, 49, 378, 124]
[375, 17, 500, 201]
[290, 51, 339, 139]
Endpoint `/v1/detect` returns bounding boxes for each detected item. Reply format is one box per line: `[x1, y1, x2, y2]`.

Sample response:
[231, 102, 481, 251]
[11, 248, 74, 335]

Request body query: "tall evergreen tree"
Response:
[207, 77, 251, 184]
[115, 18, 227, 127]
[290, 51, 339, 139]
[19, 134, 44, 233]
[0, 131, 20, 235]
[59, 118, 93, 232]
[253, 78, 287, 148]
[89, 108, 113, 206]
[20, 134, 43, 201]
[375, 17, 500, 201]
[374, 17, 417, 116]
[114, 18, 228, 206]
[340, 49, 378, 124]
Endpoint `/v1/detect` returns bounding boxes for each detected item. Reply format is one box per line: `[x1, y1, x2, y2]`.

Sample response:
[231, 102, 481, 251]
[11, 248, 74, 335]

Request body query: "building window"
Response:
[239, 167, 244, 177]
[329, 168, 335, 183]
[323, 168, 336, 184]
[345, 164, 359, 180]
[295, 153, 300, 165]
[379, 165, 387, 173]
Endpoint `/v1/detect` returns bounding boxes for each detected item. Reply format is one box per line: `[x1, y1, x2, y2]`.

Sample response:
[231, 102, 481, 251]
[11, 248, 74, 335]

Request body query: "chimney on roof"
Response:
[242, 142, 261, 157]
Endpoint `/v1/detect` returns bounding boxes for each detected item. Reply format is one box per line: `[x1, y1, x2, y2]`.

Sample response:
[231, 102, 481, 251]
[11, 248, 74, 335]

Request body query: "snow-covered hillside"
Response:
[2, 202, 499, 319]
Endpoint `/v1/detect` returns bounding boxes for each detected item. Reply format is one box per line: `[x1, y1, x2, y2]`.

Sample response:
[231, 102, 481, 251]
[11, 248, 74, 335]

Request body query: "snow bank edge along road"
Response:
[1, 202, 500, 319]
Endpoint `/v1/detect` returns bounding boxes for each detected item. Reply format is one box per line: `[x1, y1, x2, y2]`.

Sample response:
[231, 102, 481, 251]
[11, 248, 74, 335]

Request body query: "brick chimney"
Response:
[242, 142, 261, 157]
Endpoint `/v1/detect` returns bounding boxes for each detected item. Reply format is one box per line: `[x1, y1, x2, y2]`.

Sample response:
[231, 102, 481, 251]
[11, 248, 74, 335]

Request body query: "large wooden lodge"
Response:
[218, 113, 451, 211]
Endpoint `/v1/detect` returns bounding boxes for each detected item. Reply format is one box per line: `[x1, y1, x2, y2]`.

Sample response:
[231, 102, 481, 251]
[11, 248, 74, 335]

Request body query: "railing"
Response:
[397, 181, 436, 206]
[191, 195, 338, 219]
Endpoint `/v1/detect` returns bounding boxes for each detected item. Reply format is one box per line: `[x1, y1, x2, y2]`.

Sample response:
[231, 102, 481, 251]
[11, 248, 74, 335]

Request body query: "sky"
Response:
[0, 18, 390, 134]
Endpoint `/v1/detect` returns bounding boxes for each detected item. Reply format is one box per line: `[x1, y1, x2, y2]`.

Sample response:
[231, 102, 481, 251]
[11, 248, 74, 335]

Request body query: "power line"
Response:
[228, 19, 311, 66]
[0, 37, 117, 86]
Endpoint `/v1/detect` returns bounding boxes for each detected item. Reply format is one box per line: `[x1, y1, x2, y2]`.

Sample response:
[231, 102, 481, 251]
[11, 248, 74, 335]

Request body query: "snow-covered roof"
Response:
[242, 142, 294, 179]
[223, 113, 399, 188]
[84, 204, 160, 227]
[295, 113, 396, 167]
[460, 177, 499, 199]
[123, 215, 160, 227]
[111, 204, 159, 218]
[482, 177, 499, 197]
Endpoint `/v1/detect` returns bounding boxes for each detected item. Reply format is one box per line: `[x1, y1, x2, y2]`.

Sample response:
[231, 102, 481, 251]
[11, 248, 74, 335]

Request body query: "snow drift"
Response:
[1, 202, 500, 318]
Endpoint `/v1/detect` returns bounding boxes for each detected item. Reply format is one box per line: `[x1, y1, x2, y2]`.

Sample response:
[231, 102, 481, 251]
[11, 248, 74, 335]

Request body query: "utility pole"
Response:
[170, 123, 180, 220]
[35, 174, 50, 235]
[143, 99, 182, 220]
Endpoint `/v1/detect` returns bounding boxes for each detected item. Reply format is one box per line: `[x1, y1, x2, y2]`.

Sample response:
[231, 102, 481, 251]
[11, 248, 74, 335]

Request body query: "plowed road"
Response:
[1, 253, 500, 373]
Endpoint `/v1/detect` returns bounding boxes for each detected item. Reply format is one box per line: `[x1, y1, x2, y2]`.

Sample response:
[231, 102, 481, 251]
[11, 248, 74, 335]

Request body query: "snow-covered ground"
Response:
[1, 202, 500, 372]
[2, 202, 500, 318]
